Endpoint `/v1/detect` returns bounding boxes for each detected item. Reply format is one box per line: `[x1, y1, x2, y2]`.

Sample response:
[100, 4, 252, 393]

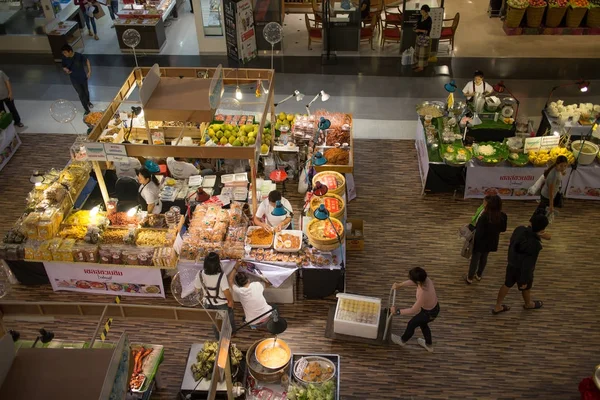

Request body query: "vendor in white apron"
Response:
[462, 70, 494, 103]
[114, 157, 141, 179]
[166, 157, 199, 180]
[253, 190, 293, 232]
[136, 167, 162, 214]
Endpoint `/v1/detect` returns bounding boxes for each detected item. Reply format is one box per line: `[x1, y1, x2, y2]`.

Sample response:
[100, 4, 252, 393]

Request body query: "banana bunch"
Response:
[550, 146, 575, 164]
[528, 150, 552, 166]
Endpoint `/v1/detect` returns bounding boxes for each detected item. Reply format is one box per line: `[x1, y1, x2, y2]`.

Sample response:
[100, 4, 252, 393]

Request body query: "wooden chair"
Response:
[305, 14, 322, 50]
[380, 19, 401, 50]
[382, 5, 403, 27]
[439, 12, 460, 52]
[360, 15, 377, 50]
[365, 0, 383, 32]
[311, 0, 322, 27]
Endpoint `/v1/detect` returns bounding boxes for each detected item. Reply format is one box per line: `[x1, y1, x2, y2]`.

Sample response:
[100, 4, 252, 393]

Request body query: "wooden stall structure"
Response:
[87, 65, 276, 215]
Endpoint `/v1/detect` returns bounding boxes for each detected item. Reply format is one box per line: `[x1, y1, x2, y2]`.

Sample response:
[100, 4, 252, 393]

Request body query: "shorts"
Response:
[504, 265, 533, 291]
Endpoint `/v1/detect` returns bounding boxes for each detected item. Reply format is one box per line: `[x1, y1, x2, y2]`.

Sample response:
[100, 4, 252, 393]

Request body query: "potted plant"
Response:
[506, 0, 529, 27]
[566, 0, 590, 27]
[527, 0, 548, 27]
[587, 0, 600, 27]
[546, 0, 568, 27]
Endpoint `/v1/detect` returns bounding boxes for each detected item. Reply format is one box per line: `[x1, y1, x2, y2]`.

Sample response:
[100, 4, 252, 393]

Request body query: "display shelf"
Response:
[0, 122, 21, 172]
[314, 123, 354, 174]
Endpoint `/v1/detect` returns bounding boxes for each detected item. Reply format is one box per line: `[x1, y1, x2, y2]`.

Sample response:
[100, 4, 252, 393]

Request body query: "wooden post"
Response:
[92, 161, 110, 208]
[250, 158, 257, 214]
[225, 354, 234, 400]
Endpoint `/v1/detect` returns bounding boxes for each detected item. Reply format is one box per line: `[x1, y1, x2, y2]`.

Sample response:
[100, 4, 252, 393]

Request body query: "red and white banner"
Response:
[464, 161, 569, 200]
[44, 262, 165, 298]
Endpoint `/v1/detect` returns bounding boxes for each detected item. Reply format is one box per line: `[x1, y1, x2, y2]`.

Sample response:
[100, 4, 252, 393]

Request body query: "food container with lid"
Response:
[333, 293, 381, 339]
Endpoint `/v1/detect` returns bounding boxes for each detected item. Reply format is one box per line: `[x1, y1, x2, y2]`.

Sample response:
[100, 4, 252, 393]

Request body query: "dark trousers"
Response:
[206, 302, 236, 339]
[468, 251, 489, 280]
[0, 98, 21, 124]
[108, 0, 118, 20]
[72, 81, 90, 113]
[401, 303, 440, 345]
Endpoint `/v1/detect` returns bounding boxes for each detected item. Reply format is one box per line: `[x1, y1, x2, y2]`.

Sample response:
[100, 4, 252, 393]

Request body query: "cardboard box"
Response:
[333, 293, 381, 339]
[346, 218, 364, 251]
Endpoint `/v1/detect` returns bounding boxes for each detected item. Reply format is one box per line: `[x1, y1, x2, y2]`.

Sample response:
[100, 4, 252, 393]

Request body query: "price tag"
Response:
[320, 175, 338, 189]
[524, 137, 542, 153]
[540, 136, 560, 150]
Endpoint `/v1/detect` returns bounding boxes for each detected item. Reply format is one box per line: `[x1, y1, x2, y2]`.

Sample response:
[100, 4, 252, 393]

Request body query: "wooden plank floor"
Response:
[2, 137, 600, 399]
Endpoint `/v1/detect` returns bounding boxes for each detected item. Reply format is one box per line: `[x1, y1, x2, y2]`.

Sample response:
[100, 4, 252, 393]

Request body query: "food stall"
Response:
[536, 100, 600, 137]
[0, 117, 21, 172]
[415, 99, 600, 199]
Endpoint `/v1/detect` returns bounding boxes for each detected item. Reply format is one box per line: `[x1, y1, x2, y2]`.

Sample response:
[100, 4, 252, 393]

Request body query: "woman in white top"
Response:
[194, 252, 235, 338]
[462, 70, 494, 102]
[136, 167, 162, 214]
[227, 264, 272, 326]
[253, 190, 293, 232]
[166, 157, 199, 180]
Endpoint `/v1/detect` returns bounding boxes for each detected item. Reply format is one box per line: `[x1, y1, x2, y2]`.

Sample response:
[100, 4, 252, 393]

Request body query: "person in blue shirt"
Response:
[61, 44, 93, 115]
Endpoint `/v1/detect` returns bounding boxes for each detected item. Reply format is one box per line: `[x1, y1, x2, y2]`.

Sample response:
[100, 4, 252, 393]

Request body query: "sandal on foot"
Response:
[463, 274, 472, 285]
[492, 304, 511, 315]
[523, 300, 543, 310]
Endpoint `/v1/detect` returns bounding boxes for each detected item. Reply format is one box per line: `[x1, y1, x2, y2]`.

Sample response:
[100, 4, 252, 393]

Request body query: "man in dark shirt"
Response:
[61, 44, 93, 115]
[492, 214, 549, 315]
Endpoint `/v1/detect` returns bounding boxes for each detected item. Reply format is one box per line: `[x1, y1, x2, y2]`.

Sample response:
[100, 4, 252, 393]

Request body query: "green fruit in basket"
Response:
[261, 144, 269, 154]
[248, 131, 256, 139]
[233, 139, 242, 146]
[248, 137, 256, 145]
[278, 112, 286, 120]
[208, 128, 215, 136]
[229, 136, 236, 145]
[216, 131, 224, 139]
[219, 137, 228, 145]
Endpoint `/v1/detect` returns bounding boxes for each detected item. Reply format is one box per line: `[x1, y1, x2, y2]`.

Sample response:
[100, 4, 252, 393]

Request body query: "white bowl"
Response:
[571, 140, 599, 165]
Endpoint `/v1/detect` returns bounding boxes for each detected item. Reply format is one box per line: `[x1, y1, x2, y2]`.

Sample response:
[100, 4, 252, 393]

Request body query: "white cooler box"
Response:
[333, 293, 381, 339]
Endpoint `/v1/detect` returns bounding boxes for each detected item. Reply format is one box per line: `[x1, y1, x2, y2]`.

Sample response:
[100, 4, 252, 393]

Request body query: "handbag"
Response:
[528, 174, 545, 196]
[461, 230, 475, 259]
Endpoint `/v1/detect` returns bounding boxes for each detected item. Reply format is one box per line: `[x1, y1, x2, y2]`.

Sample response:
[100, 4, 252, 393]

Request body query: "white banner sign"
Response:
[465, 161, 567, 200]
[565, 164, 600, 200]
[45, 262, 165, 298]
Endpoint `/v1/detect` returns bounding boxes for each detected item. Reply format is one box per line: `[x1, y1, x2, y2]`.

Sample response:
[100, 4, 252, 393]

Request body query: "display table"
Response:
[465, 160, 600, 200]
[416, 118, 464, 194]
[536, 110, 592, 137]
[114, 19, 167, 53]
[468, 120, 516, 142]
[46, 20, 83, 62]
[0, 122, 21, 172]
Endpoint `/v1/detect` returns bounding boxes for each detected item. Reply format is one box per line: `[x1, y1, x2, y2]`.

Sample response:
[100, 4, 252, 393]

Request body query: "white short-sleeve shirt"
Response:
[232, 282, 271, 323]
[462, 81, 494, 99]
[114, 157, 141, 179]
[255, 197, 292, 229]
[194, 270, 230, 306]
[167, 157, 199, 180]
[139, 181, 162, 214]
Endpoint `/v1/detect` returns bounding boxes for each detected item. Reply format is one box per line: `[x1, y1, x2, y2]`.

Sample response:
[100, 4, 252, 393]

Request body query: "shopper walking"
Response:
[390, 267, 440, 353]
[534, 155, 568, 219]
[412, 5, 432, 73]
[194, 252, 236, 338]
[75, 0, 99, 40]
[61, 44, 93, 115]
[492, 214, 549, 315]
[108, 0, 119, 27]
[464, 194, 507, 284]
[0, 70, 24, 128]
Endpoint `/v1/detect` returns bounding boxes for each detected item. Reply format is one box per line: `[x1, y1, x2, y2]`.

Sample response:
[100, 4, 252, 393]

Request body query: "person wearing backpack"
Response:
[194, 252, 235, 338]
[464, 194, 507, 284]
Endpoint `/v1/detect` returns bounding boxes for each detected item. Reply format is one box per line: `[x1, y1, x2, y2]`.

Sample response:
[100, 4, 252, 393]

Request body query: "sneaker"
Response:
[391, 334, 406, 347]
[475, 275, 482, 281]
[15, 123, 24, 128]
[417, 338, 433, 353]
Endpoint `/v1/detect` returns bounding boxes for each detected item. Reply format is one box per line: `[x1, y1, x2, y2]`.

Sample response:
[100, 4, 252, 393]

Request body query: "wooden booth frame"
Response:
[87, 65, 276, 215]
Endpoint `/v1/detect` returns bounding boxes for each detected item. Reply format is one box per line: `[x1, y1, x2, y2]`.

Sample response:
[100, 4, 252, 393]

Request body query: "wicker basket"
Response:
[545, 6, 567, 26]
[306, 217, 345, 251]
[586, 7, 600, 27]
[506, 6, 527, 27]
[312, 171, 346, 196]
[526, 5, 547, 27]
[309, 193, 345, 220]
[565, 6, 588, 27]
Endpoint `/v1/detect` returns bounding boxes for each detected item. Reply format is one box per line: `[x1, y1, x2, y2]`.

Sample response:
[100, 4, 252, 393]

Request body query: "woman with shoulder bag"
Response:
[194, 252, 236, 338]
[534, 155, 568, 218]
[464, 194, 507, 284]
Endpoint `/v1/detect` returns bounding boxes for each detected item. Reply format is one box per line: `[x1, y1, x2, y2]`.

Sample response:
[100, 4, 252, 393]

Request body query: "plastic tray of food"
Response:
[220, 174, 235, 184]
[202, 175, 217, 188]
[274, 230, 303, 253]
[234, 173, 248, 182]
[245, 226, 274, 248]
[288, 353, 340, 400]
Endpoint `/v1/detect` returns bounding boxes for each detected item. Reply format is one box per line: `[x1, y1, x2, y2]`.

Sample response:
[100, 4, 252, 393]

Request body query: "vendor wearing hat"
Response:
[462, 70, 494, 103]
[253, 190, 293, 232]
[136, 166, 162, 214]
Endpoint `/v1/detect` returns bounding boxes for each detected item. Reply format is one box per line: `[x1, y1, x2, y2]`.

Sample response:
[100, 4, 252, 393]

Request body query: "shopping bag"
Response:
[401, 47, 414, 65]
[298, 165, 309, 194]
[93, 4, 105, 19]
[528, 174, 545, 195]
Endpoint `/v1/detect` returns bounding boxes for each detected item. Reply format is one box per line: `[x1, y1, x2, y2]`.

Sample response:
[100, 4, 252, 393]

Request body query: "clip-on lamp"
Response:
[305, 91, 330, 115]
[274, 90, 305, 107]
[313, 204, 342, 244]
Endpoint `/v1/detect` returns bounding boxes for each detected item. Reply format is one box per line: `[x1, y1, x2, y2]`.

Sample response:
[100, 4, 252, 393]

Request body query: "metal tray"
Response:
[245, 226, 274, 249]
[288, 353, 340, 400]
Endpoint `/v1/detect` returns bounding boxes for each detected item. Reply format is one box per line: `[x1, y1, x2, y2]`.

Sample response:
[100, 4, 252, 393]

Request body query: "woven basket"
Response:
[586, 7, 600, 27]
[526, 5, 547, 27]
[506, 6, 527, 27]
[309, 193, 345, 220]
[565, 6, 588, 27]
[312, 171, 346, 196]
[545, 6, 567, 27]
[306, 217, 345, 251]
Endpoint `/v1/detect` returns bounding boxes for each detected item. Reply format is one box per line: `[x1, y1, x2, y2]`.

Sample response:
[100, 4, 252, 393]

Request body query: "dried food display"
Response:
[246, 227, 274, 247]
[136, 230, 168, 247]
[323, 148, 350, 165]
[109, 212, 140, 226]
[325, 127, 351, 146]
[101, 228, 130, 244]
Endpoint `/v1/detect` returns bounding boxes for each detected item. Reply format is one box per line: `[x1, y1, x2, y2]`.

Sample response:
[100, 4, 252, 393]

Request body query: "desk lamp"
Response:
[274, 90, 305, 107]
[313, 204, 342, 244]
[306, 91, 330, 115]
[545, 80, 590, 107]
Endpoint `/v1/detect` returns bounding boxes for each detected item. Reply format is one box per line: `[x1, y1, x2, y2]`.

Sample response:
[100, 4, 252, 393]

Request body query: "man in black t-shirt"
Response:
[61, 44, 94, 115]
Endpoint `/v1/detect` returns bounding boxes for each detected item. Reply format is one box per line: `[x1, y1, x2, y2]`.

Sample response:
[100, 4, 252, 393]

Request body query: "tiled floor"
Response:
[2, 139, 600, 399]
